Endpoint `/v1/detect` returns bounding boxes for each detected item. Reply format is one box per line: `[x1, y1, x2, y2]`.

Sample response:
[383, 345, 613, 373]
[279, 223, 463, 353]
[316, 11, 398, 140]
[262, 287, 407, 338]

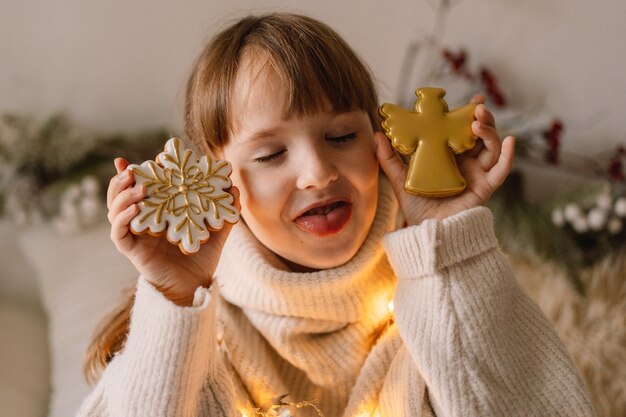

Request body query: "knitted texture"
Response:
[213, 180, 399, 415]
[383, 208, 595, 416]
[76, 187, 595, 416]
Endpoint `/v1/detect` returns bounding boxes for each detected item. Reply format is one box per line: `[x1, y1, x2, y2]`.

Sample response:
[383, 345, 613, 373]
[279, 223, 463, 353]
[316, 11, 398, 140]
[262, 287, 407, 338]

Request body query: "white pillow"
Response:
[0, 297, 49, 417]
[18, 222, 138, 417]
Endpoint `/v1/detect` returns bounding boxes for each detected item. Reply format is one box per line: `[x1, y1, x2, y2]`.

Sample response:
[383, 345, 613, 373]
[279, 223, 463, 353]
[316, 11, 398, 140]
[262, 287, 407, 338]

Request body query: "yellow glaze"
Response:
[379, 87, 477, 197]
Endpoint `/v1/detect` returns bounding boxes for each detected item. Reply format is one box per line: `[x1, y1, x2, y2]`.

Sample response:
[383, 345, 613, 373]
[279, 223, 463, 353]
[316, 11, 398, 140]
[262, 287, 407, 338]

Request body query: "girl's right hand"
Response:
[107, 157, 240, 306]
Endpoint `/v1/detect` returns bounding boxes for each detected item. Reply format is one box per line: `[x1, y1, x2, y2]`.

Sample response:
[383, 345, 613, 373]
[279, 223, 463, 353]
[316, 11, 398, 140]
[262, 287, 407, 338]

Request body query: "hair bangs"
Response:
[246, 15, 378, 122]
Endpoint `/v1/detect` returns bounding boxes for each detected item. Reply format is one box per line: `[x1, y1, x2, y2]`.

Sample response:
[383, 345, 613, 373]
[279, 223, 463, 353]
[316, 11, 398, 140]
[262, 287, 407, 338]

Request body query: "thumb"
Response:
[375, 132, 408, 195]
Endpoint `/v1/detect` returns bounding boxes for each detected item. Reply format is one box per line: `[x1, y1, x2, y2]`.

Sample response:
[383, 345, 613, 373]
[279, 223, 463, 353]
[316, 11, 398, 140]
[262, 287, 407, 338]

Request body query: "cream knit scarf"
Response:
[215, 180, 399, 416]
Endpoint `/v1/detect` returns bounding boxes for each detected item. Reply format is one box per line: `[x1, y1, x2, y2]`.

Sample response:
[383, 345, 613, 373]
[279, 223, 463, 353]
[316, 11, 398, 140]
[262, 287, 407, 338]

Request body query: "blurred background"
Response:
[0, 1, 624, 416]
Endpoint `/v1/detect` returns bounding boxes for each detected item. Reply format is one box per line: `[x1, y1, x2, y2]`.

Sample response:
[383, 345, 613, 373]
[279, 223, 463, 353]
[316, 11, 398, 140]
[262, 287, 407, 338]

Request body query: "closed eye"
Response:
[253, 149, 286, 163]
[326, 132, 357, 143]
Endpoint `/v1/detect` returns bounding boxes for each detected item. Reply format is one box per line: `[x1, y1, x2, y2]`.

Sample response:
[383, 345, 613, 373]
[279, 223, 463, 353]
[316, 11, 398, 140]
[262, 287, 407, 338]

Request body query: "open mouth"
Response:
[302, 201, 347, 216]
[294, 201, 352, 237]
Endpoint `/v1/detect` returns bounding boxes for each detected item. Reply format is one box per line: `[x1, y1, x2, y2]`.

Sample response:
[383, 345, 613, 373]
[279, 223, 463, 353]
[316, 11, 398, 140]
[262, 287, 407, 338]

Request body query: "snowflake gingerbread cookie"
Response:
[128, 137, 239, 254]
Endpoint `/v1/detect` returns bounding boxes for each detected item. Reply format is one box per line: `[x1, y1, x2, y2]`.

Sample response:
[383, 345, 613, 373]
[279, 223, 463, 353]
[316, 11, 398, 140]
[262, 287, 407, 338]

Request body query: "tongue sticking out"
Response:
[294, 202, 352, 237]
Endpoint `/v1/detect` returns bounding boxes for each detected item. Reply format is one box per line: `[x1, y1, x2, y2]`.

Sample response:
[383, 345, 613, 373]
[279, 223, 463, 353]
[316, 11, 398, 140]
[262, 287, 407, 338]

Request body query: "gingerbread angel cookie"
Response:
[379, 87, 477, 197]
[128, 137, 239, 254]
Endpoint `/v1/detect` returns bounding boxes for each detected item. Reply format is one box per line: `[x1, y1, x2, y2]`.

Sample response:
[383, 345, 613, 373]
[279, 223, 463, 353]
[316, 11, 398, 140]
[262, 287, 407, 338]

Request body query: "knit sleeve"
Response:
[75, 276, 237, 417]
[382, 207, 596, 417]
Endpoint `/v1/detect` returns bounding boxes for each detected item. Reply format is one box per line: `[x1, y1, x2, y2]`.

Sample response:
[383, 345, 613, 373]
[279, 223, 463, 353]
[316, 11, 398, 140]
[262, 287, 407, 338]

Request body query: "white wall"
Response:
[2, 0, 625, 158]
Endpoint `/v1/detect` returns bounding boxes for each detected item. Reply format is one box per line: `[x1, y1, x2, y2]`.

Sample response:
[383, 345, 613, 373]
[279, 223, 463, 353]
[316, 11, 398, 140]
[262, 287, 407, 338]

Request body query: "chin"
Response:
[283, 241, 361, 271]
[294, 220, 372, 270]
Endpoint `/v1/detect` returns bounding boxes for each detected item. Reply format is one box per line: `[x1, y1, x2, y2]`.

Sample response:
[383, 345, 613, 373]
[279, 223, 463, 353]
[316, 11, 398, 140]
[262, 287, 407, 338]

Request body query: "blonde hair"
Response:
[84, 12, 380, 384]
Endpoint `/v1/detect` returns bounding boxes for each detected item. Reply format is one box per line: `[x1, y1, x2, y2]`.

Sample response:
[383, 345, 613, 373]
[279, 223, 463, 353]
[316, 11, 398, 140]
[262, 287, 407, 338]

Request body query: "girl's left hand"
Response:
[375, 95, 515, 225]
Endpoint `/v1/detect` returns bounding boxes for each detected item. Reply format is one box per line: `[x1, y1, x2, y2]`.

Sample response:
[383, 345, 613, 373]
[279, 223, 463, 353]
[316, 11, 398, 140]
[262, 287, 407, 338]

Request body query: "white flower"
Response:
[587, 208, 607, 231]
[62, 184, 82, 204]
[608, 217, 623, 234]
[614, 197, 626, 217]
[572, 217, 589, 233]
[81, 176, 100, 196]
[551, 208, 565, 227]
[563, 203, 583, 222]
[60, 198, 79, 219]
[80, 196, 101, 225]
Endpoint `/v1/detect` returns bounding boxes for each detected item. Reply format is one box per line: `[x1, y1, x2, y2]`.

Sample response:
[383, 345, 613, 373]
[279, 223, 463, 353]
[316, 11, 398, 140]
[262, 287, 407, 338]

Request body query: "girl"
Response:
[78, 13, 594, 417]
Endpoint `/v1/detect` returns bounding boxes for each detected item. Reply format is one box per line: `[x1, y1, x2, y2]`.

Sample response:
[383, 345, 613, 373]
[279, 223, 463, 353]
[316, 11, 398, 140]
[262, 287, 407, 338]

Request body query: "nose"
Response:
[295, 145, 339, 190]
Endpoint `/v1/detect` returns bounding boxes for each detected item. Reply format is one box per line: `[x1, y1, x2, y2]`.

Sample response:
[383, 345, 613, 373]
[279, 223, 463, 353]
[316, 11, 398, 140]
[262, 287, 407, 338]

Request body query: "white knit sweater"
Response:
[76, 183, 595, 417]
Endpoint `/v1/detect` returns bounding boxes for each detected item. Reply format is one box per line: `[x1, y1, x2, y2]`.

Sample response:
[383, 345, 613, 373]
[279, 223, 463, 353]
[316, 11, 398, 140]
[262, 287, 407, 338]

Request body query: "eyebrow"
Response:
[332, 111, 362, 123]
[238, 126, 286, 146]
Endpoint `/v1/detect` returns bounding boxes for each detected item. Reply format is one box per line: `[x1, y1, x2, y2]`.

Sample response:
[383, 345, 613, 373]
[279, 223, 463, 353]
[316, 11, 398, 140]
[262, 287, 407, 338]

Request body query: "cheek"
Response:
[347, 142, 379, 185]
[222, 149, 276, 222]
[346, 144, 379, 217]
[233, 167, 284, 222]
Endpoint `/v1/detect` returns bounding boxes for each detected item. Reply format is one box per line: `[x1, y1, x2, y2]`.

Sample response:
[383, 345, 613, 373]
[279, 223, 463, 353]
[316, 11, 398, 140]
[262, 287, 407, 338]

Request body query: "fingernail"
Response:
[119, 170, 128, 181]
[132, 184, 143, 194]
[127, 204, 136, 213]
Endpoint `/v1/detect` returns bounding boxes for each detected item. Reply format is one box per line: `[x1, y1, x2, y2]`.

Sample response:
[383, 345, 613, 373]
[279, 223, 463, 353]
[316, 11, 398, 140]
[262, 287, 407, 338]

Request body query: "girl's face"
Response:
[221, 56, 379, 271]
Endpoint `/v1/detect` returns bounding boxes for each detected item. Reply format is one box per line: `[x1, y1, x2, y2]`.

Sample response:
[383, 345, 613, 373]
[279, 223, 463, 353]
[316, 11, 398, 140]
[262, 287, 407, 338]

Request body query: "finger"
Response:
[111, 203, 139, 252]
[469, 94, 485, 105]
[475, 103, 495, 128]
[107, 158, 132, 210]
[460, 139, 484, 160]
[107, 171, 132, 211]
[108, 184, 146, 225]
[486, 136, 515, 188]
[114, 157, 129, 174]
[375, 132, 408, 195]
[472, 121, 502, 170]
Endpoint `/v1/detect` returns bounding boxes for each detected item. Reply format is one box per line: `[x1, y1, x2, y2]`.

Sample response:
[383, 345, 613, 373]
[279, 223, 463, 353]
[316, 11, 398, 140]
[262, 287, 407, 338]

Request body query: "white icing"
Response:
[128, 137, 239, 254]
